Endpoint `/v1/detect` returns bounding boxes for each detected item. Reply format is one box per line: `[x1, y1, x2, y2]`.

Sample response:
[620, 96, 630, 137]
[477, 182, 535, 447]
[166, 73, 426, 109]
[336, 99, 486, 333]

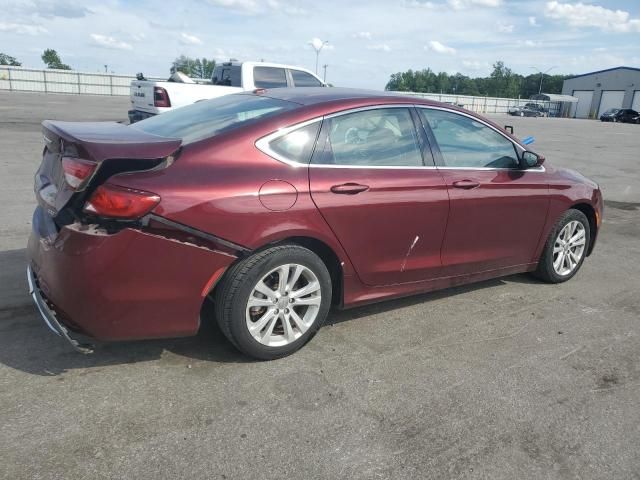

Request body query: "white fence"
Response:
[392, 91, 543, 115]
[0, 66, 164, 96]
[1, 66, 549, 115]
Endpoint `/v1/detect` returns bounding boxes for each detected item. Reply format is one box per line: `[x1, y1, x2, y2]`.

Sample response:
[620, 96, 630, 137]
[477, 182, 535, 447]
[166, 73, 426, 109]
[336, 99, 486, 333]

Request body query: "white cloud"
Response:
[0, 21, 47, 35]
[207, 0, 305, 15]
[497, 22, 514, 33]
[207, 0, 261, 14]
[448, 0, 501, 10]
[5, 0, 89, 19]
[528, 16, 538, 26]
[521, 40, 542, 47]
[367, 44, 391, 52]
[352, 31, 372, 40]
[90, 33, 133, 50]
[402, 0, 436, 8]
[426, 40, 456, 55]
[180, 32, 203, 45]
[462, 60, 490, 71]
[266, 0, 307, 15]
[545, 1, 640, 33]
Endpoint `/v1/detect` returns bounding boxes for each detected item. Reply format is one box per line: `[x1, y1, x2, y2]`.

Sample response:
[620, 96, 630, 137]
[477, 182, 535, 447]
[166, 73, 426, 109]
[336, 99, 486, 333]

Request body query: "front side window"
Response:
[419, 109, 519, 169]
[290, 70, 322, 87]
[315, 108, 423, 167]
[268, 122, 321, 164]
[253, 67, 288, 88]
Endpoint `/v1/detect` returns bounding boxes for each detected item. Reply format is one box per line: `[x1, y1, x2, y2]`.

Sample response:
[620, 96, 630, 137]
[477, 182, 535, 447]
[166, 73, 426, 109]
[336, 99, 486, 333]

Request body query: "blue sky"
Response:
[1, 0, 639, 89]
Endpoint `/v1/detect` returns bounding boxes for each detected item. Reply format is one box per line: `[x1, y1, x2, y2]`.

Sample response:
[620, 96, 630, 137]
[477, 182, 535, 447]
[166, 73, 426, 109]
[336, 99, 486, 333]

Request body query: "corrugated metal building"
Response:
[561, 66, 640, 119]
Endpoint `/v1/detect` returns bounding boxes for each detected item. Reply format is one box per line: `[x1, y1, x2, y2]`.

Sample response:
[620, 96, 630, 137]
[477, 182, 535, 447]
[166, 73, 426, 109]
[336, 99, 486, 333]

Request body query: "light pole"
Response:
[322, 64, 328, 83]
[530, 66, 557, 94]
[309, 38, 329, 75]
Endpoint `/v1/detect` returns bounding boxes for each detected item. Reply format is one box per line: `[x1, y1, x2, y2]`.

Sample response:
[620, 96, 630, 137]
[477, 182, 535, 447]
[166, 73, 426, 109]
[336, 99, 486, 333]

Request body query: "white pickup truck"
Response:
[128, 61, 326, 123]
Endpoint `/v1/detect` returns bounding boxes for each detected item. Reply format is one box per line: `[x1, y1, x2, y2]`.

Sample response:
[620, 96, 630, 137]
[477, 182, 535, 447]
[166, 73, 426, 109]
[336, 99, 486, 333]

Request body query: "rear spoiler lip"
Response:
[42, 120, 182, 163]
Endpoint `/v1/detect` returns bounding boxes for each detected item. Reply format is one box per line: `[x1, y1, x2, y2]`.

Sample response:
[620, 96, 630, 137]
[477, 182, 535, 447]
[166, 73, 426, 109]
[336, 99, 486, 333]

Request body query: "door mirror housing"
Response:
[520, 151, 545, 169]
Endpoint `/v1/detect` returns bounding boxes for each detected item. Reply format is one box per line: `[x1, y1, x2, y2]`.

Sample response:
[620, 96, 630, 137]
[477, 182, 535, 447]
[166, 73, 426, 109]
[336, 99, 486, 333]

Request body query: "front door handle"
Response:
[330, 183, 370, 195]
[452, 179, 480, 190]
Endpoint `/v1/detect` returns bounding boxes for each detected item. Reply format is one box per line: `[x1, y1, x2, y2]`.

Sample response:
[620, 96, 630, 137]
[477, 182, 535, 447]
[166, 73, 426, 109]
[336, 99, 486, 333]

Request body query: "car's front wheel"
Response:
[214, 244, 332, 360]
[533, 209, 590, 283]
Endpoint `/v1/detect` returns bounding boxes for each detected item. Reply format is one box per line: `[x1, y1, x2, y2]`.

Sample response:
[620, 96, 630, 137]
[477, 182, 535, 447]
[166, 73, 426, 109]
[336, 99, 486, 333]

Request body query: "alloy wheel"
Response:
[245, 264, 322, 347]
[552, 220, 586, 276]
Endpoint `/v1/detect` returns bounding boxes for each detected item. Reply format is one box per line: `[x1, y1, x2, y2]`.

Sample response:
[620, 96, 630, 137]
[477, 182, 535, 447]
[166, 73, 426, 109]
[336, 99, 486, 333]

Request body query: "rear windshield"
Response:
[130, 94, 297, 144]
[212, 65, 241, 86]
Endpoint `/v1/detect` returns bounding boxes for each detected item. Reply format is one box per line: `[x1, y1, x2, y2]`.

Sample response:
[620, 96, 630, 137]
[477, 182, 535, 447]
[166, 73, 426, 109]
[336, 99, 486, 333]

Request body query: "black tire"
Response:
[214, 244, 332, 360]
[532, 209, 590, 283]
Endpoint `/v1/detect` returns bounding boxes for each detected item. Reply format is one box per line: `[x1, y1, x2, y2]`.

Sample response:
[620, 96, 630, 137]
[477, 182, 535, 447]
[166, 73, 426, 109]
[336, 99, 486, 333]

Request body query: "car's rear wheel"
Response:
[214, 244, 332, 360]
[533, 209, 590, 283]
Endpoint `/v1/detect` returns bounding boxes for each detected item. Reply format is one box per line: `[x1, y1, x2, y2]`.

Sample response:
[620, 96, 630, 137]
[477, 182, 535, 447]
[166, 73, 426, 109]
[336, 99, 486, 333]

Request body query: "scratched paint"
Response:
[400, 235, 420, 272]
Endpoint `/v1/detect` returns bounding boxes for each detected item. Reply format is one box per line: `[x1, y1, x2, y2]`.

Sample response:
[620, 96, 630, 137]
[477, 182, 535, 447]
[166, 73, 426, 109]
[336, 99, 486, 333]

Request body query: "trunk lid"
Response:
[130, 80, 157, 113]
[36, 120, 181, 218]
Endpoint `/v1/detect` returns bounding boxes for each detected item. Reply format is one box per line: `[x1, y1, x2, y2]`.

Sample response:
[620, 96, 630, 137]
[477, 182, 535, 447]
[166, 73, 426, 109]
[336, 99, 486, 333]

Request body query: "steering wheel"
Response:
[344, 127, 364, 145]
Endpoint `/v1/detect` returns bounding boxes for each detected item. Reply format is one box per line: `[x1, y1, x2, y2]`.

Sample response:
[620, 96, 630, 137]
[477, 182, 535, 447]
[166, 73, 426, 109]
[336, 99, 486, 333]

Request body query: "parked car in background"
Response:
[128, 61, 326, 123]
[508, 103, 546, 117]
[599, 108, 639, 123]
[28, 88, 603, 359]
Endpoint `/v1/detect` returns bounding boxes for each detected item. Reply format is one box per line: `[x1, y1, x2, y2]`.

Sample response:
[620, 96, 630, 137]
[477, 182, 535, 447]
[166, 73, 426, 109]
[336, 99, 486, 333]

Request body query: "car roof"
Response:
[258, 87, 439, 106]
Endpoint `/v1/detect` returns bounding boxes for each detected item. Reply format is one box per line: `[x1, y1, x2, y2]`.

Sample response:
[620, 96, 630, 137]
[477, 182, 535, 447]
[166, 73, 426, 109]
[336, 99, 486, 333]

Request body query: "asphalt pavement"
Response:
[1, 91, 638, 479]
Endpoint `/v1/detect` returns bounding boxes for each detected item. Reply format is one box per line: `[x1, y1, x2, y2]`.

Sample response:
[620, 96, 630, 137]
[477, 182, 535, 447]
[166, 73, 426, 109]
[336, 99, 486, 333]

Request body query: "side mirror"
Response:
[520, 151, 545, 169]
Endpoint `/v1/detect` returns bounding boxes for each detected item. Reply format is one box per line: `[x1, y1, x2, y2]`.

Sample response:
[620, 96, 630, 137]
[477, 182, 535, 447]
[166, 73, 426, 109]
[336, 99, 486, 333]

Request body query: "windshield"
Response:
[130, 94, 297, 144]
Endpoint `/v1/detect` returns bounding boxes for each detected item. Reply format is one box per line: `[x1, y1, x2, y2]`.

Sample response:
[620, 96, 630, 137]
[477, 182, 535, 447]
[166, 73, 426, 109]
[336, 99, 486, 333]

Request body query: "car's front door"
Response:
[416, 107, 549, 276]
[309, 106, 449, 286]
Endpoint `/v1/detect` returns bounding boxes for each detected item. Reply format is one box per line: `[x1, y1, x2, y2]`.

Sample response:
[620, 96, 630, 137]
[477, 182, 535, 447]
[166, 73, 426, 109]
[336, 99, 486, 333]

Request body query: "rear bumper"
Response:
[128, 109, 156, 124]
[27, 265, 94, 353]
[27, 207, 236, 343]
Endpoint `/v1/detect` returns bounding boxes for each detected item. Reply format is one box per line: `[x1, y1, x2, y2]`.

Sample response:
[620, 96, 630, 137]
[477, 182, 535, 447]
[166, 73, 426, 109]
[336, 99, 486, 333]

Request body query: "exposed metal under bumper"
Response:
[27, 265, 94, 354]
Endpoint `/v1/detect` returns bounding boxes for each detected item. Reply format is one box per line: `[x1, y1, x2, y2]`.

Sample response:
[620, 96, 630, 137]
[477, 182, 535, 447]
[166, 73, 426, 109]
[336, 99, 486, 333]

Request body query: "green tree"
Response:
[41, 49, 71, 70]
[171, 56, 216, 78]
[0, 53, 21, 66]
[192, 58, 216, 79]
[385, 61, 572, 98]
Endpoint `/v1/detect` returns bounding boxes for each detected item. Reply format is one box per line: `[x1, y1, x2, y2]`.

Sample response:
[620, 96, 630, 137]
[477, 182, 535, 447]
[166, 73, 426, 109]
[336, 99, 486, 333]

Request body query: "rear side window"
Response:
[290, 70, 322, 87]
[254, 67, 288, 88]
[315, 108, 423, 167]
[268, 122, 321, 164]
[130, 94, 297, 144]
[419, 109, 519, 169]
[212, 65, 241, 86]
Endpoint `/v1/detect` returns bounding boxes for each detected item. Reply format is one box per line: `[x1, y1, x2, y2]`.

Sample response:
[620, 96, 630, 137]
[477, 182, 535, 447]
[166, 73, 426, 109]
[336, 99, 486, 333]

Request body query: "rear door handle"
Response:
[330, 183, 370, 195]
[452, 180, 480, 190]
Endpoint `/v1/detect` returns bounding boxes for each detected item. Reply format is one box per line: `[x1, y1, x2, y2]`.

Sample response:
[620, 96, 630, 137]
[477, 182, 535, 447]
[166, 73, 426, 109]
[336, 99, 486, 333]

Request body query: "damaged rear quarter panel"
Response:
[28, 223, 236, 340]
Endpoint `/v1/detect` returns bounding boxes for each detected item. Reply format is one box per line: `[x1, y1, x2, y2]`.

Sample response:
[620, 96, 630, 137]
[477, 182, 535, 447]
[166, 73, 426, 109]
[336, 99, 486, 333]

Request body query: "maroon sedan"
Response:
[27, 88, 603, 359]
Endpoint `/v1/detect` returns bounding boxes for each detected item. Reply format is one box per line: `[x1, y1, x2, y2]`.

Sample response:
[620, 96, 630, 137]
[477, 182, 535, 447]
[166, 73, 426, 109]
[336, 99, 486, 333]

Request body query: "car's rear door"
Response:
[308, 106, 449, 286]
[416, 106, 549, 276]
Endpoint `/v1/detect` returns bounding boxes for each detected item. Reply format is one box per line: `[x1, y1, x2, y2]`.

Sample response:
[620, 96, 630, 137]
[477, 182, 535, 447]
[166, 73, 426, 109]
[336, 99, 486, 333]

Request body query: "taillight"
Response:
[154, 87, 171, 107]
[84, 184, 160, 219]
[62, 157, 97, 190]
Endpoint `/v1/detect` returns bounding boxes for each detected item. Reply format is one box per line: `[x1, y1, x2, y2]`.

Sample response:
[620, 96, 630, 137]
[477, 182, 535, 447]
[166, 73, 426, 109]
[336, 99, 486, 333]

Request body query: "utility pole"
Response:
[309, 38, 329, 75]
[322, 64, 328, 83]
[530, 66, 557, 94]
